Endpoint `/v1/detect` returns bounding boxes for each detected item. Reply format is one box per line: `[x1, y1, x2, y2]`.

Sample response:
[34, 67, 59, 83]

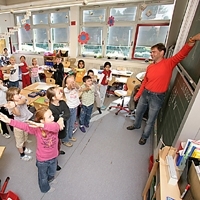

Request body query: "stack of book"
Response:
[176, 139, 200, 169]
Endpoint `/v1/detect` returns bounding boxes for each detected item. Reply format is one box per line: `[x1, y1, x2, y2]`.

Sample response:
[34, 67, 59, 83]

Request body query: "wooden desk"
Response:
[0, 146, 5, 158]
[23, 82, 57, 91]
[38, 65, 72, 74]
[20, 89, 40, 105]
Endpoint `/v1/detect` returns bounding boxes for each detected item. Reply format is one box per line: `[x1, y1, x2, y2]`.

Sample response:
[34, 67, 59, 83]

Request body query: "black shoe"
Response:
[139, 137, 147, 145]
[59, 150, 65, 155]
[97, 107, 102, 114]
[56, 165, 61, 171]
[127, 125, 136, 130]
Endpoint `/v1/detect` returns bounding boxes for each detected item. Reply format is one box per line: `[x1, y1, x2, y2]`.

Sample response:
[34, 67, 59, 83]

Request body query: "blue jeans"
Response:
[36, 157, 57, 193]
[79, 104, 93, 126]
[134, 89, 165, 140]
[9, 80, 19, 88]
[62, 107, 77, 142]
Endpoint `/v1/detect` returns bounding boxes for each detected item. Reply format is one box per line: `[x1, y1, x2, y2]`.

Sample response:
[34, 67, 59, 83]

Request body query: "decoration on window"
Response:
[24, 23, 31, 31]
[140, 3, 147, 11]
[146, 10, 152, 17]
[78, 32, 90, 44]
[107, 16, 115, 26]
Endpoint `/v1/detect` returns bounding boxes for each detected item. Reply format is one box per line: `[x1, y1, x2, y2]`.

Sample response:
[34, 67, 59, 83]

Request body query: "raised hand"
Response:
[4, 101, 16, 109]
[0, 112, 11, 124]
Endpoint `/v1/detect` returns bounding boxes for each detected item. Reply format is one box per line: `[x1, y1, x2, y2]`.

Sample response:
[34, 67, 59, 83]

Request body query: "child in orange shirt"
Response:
[75, 60, 86, 84]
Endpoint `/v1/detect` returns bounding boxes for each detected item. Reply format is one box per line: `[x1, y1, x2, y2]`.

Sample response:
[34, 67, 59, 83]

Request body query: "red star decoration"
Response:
[108, 16, 115, 26]
[78, 32, 90, 44]
[24, 23, 31, 31]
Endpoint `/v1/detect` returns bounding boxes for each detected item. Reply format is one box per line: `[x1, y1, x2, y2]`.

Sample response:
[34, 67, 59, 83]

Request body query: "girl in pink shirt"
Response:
[0, 107, 64, 193]
[29, 58, 40, 83]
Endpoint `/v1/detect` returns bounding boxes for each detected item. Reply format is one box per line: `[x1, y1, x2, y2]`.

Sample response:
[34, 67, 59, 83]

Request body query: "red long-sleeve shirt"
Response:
[135, 43, 194, 99]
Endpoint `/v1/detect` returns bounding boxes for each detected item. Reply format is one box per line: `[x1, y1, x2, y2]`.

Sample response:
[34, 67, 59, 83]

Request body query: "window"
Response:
[32, 13, 48, 25]
[110, 7, 137, 21]
[81, 27, 103, 56]
[14, 8, 70, 52]
[83, 9, 106, 23]
[34, 28, 48, 51]
[51, 12, 69, 24]
[133, 24, 169, 59]
[51, 28, 69, 50]
[141, 4, 174, 20]
[106, 26, 133, 57]
[19, 28, 33, 51]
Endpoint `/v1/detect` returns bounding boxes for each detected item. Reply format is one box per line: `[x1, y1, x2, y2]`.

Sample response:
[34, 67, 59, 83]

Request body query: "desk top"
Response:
[159, 157, 181, 200]
[23, 82, 57, 91]
[38, 65, 72, 74]
[20, 89, 40, 105]
[0, 146, 5, 158]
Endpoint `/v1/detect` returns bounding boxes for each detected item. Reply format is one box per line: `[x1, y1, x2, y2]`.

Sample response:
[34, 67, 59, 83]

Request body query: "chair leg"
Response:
[108, 96, 130, 115]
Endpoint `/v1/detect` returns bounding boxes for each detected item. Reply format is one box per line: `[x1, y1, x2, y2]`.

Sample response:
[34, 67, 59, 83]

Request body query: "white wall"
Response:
[69, 6, 79, 58]
[0, 13, 15, 52]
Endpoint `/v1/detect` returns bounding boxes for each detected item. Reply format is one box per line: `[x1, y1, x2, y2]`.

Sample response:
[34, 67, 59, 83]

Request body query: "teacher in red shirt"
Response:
[127, 33, 200, 145]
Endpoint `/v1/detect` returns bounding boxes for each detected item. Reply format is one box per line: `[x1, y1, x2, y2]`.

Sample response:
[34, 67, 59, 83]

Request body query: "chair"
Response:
[46, 78, 55, 84]
[33, 101, 48, 110]
[43, 69, 53, 78]
[106, 77, 116, 97]
[108, 77, 141, 115]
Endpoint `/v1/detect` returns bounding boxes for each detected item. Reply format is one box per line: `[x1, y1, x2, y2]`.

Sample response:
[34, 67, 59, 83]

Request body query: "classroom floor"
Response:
[0, 95, 152, 200]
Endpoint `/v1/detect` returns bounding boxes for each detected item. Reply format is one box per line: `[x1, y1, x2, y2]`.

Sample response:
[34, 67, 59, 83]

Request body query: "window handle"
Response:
[131, 41, 133, 46]
[102, 40, 104, 45]
[49, 40, 51, 43]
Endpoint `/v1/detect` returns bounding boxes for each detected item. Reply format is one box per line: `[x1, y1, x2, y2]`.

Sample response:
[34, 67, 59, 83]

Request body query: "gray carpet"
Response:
[0, 96, 152, 200]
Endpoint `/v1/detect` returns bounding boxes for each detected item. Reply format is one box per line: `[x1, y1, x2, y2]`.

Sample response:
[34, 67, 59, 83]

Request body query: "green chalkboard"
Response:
[180, 2, 200, 84]
[157, 72, 194, 146]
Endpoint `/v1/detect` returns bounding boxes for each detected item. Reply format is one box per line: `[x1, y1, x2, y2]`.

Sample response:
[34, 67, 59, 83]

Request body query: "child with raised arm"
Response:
[3, 56, 24, 88]
[62, 74, 79, 147]
[0, 107, 64, 193]
[0, 78, 13, 139]
[47, 87, 70, 171]
[98, 62, 112, 110]
[49, 55, 64, 87]
[79, 75, 95, 133]
[20, 56, 31, 88]
[29, 58, 40, 83]
[75, 60, 86, 84]
[5, 87, 33, 161]
[87, 69, 101, 114]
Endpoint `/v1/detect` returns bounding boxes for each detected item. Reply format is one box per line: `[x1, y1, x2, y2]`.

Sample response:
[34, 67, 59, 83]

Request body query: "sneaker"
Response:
[3, 133, 11, 139]
[139, 137, 147, 145]
[101, 105, 107, 110]
[20, 155, 32, 161]
[59, 150, 65, 155]
[79, 126, 86, 133]
[56, 165, 61, 171]
[47, 187, 55, 193]
[127, 125, 136, 130]
[72, 127, 78, 135]
[62, 142, 73, 147]
[69, 137, 77, 142]
[49, 178, 57, 184]
[24, 148, 32, 154]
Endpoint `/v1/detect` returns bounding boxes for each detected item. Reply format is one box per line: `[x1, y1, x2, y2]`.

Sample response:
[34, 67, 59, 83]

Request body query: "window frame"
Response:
[132, 23, 170, 60]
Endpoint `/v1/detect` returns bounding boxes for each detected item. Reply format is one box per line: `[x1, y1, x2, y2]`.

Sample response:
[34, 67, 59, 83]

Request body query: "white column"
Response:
[69, 6, 80, 58]
[173, 0, 199, 54]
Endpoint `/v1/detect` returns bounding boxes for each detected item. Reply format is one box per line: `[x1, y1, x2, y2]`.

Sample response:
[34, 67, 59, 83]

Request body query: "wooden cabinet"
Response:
[44, 56, 56, 66]
[0, 39, 6, 54]
[142, 146, 182, 200]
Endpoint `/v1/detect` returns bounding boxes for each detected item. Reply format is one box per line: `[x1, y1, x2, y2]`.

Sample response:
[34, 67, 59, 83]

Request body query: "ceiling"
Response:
[0, 0, 173, 13]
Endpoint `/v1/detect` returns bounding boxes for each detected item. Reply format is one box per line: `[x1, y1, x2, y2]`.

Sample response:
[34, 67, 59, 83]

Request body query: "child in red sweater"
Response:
[20, 56, 30, 88]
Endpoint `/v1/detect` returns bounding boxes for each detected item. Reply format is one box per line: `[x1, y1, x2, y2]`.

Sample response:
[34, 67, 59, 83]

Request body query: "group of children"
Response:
[0, 55, 113, 193]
